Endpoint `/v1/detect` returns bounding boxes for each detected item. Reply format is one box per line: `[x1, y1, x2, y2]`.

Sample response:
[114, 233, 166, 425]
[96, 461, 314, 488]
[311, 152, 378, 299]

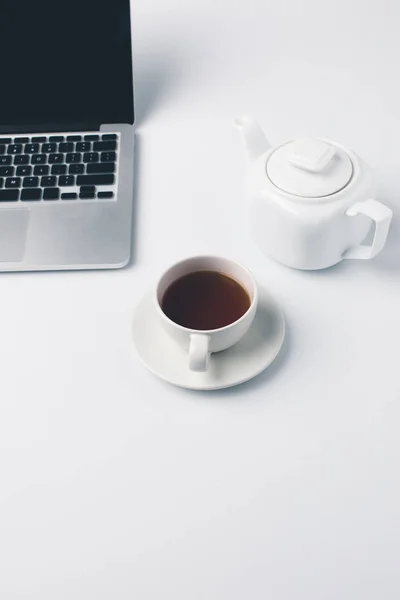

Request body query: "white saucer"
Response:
[132, 288, 285, 390]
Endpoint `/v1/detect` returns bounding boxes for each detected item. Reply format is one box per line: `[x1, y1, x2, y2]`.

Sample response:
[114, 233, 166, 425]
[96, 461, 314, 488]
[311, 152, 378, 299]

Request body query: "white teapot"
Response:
[235, 116, 393, 270]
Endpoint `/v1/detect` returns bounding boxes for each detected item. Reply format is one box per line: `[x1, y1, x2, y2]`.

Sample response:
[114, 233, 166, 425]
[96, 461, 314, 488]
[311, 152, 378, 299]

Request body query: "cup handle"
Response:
[189, 334, 211, 372]
[343, 199, 393, 260]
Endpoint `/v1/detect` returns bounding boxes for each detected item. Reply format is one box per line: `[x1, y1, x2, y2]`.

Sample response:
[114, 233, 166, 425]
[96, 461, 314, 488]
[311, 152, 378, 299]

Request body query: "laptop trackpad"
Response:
[0, 208, 29, 263]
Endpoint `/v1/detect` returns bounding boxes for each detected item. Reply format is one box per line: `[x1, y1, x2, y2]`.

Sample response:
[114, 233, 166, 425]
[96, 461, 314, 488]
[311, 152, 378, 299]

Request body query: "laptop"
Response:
[0, 0, 135, 271]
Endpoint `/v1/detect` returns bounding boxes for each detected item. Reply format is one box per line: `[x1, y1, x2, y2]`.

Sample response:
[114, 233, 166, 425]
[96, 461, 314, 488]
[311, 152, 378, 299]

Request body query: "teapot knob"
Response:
[288, 139, 336, 173]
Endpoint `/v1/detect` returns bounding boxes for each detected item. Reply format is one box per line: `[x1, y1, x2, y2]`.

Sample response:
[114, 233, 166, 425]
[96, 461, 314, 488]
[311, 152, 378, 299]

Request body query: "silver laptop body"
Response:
[0, 0, 135, 271]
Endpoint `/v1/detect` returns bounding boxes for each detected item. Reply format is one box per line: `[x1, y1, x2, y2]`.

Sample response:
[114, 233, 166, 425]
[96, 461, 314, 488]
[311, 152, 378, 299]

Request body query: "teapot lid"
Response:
[266, 138, 353, 198]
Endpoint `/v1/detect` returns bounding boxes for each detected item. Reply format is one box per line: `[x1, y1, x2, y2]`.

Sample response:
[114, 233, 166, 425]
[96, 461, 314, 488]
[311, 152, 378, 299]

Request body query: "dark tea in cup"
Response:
[161, 270, 251, 331]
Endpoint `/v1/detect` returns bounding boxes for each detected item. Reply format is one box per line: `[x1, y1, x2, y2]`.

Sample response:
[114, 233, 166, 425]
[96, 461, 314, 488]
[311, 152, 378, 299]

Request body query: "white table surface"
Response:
[1, 1, 400, 598]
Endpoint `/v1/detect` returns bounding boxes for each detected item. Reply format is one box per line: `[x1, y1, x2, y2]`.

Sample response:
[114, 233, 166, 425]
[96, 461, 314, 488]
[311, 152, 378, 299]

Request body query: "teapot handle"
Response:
[343, 199, 393, 260]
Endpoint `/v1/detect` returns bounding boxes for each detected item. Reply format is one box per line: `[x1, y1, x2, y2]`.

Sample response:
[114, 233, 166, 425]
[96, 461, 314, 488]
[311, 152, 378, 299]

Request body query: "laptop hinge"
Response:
[0, 122, 101, 134]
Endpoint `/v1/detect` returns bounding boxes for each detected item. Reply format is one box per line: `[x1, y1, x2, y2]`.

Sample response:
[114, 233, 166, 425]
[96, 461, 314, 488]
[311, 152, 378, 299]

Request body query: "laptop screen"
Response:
[0, 0, 134, 130]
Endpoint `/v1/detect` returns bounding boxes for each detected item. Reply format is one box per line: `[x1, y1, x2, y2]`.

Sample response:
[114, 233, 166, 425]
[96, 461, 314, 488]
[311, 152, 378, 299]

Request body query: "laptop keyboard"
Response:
[0, 133, 119, 202]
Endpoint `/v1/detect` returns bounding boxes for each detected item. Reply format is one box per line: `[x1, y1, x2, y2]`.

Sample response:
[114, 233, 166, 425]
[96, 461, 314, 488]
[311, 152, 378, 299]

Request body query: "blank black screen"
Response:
[0, 0, 134, 130]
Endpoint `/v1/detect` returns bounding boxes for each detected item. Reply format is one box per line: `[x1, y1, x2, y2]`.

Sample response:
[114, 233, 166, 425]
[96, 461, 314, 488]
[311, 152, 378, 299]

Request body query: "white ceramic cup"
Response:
[155, 256, 258, 372]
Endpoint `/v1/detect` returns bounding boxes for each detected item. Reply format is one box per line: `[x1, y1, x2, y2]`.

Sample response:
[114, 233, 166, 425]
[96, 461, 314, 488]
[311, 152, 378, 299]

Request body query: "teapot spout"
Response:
[234, 115, 271, 163]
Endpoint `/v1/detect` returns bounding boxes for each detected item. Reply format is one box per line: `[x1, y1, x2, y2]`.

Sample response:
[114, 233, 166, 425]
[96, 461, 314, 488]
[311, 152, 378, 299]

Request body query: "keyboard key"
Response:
[76, 174, 114, 186]
[0, 145, 6, 155]
[21, 188, 42, 201]
[83, 152, 99, 163]
[41, 176, 57, 187]
[16, 137, 30, 144]
[79, 192, 95, 199]
[8, 144, 22, 155]
[101, 152, 116, 162]
[59, 142, 73, 153]
[31, 154, 47, 164]
[0, 178, 3, 188]
[102, 134, 117, 140]
[14, 155, 29, 165]
[48, 153, 63, 164]
[0, 138, 12, 144]
[43, 187, 60, 200]
[87, 162, 115, 174]
[80, 186, 95, 193]
[32, 136, 46, 143]
[23, 176, 39, 188]
[97, 192, 114, 200]
[42, 143, 57, 153]
[5, 177, 21, 188]
[76, 142, 91, 152]
[66, 153, 81, 164]
[49, 136, 64, 142]
[24, 143, 39, 153]
[84, 134, 99, 141]
[0, 156, 12, 165]
[93, 141, 117, 152]
[16, 166, 32, 176]
[0, 166, 14, 176]
[69, 163, 84, 174]
[51, 164, 67, 175]
[67, 135, 81, 141]
[61, 192, 77, 200]
[34, 165, 49, 175]
[0, 189, 19, 201]
[59, 175, 75, 186]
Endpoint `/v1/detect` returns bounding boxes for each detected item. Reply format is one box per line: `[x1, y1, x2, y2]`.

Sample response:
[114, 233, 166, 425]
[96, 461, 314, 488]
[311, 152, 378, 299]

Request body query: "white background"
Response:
[1, 0, 400, 598]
